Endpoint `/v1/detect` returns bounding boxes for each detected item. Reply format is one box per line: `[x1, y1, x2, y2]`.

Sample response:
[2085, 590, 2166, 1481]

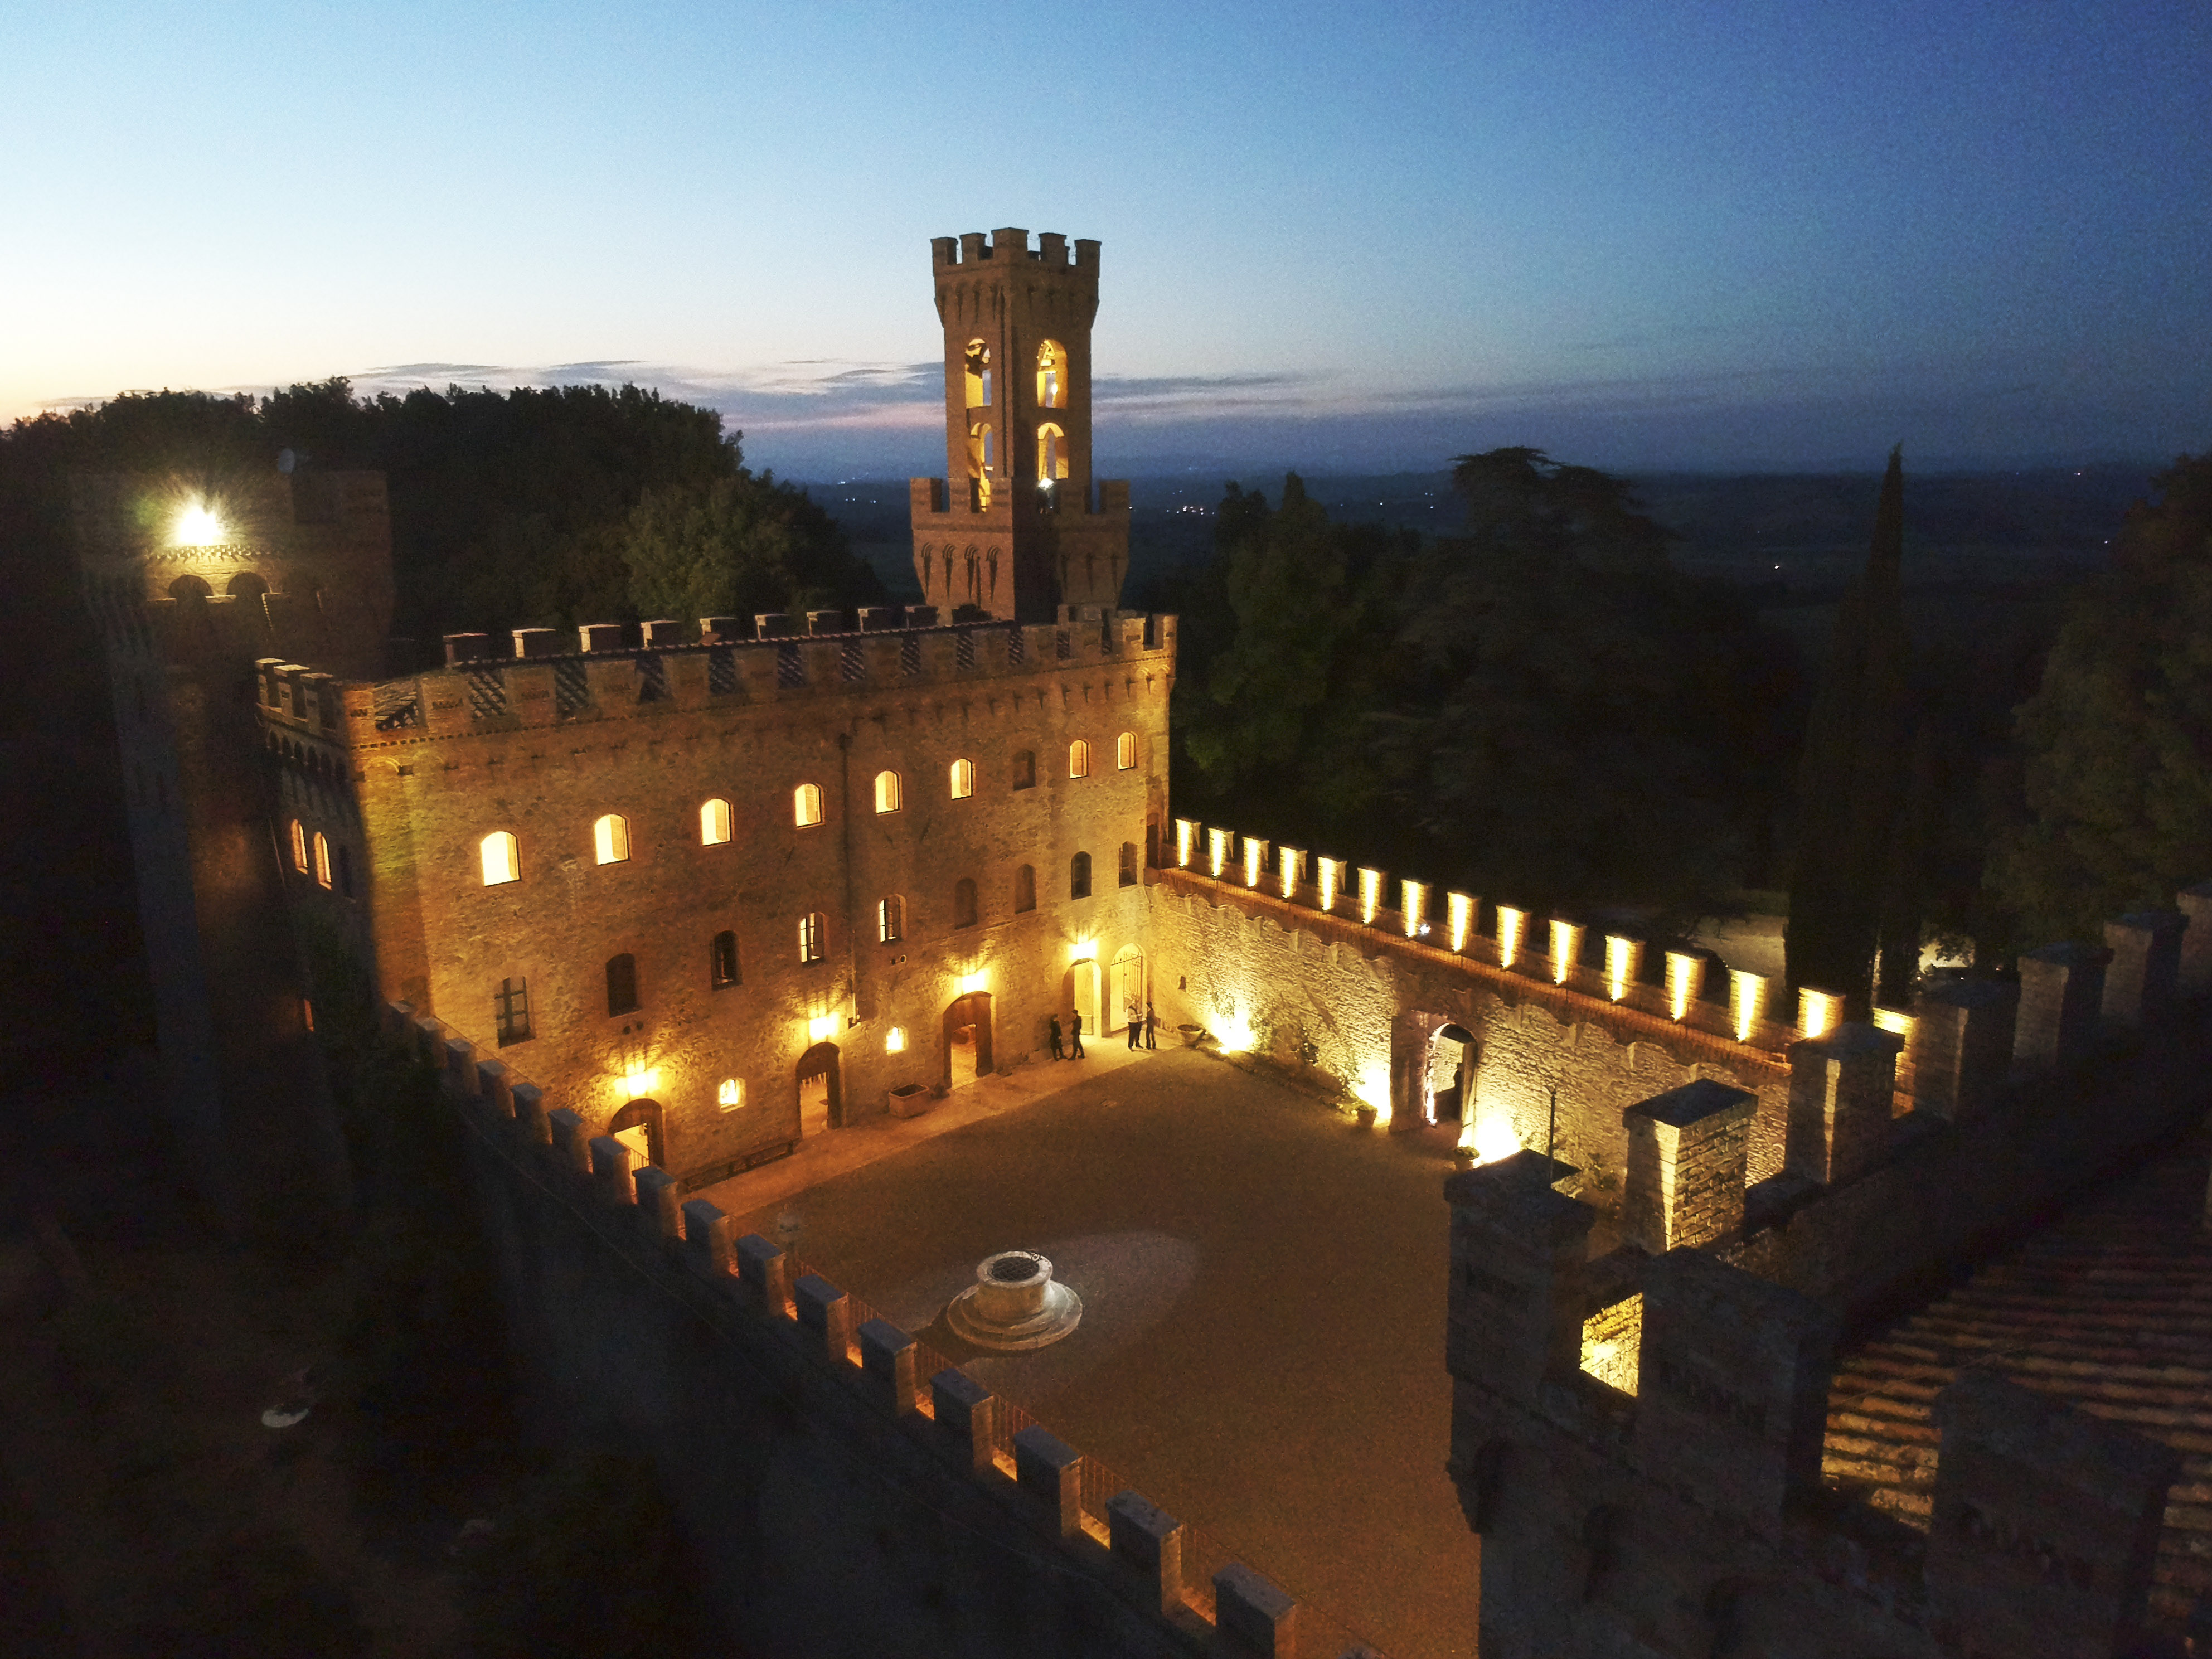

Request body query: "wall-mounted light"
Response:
[617, 1065, 659, 1098]
[955, 969, 988, 996]
[1069, 938, 1095, 964]
[174, 499, 222, 547]
[807, 1014, 838, 1042]
[886, 1026, 906, 1054]
[717, 1078, 743, 1109]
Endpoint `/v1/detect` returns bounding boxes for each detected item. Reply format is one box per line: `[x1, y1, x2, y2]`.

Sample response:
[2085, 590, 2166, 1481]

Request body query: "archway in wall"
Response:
[1109, 945, 1145, 1035]
[609, 1098, 666, 1170]
[941, 992, 994, 1090]
[796, 1042, 841, 1136]
[1427, 1024, 1478, 1127]
[1065, 961, 1101, 1049]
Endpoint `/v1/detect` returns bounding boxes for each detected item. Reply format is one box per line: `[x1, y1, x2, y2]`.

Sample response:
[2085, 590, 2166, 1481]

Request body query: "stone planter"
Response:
[888, 1083, 930, 1119]
[1354, 1103, 1379, 1129]
[1177, 1023, 1206, 1047]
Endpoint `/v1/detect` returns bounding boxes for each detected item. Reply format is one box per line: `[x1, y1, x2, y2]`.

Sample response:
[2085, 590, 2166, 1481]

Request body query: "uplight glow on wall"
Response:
[617, 1065, 659, 1099]
[1357, 867, 1384, 926]
[1176, 818, 1196, 869]
[886, 1026, 906, 1054]
[1217, 1002, 1257, 1052]
[1242, 836, 1265, 889]
[1352, 1062, 1392, 1124]
[1401, 881, 1427, 939]
[956, 969, 989, 996]
[1605, 935, 1636, 1002]
[1666, 951, 1702, 1022]
[1550, 919, 1580, 985]
[807, 1014, 839, 1042]
[1498, 906, 1526, 969]
[1799, 988, 1841, 1041]
[1277, 846, 1302, 899]
[1318, 858, 1341, 913]
[1731, 969, 1766, 1044]
[1448, 892, 1473, 953]
[1207, 827, 1231, 879]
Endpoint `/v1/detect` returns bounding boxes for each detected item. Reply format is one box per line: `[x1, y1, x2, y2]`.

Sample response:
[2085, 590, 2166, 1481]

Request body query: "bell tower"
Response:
[908, 227, 1131, 623]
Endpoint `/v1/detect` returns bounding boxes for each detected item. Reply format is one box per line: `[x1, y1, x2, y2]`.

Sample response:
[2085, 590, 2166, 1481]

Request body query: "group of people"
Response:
[1047, 999, 1159, 1060]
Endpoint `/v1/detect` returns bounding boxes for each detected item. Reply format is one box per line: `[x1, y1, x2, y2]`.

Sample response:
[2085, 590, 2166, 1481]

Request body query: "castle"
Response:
[76, 229, 2212, 1658]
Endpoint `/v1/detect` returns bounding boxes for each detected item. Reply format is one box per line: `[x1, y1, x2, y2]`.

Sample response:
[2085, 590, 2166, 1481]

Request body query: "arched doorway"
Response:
[1109, 945, 1145, 1036]
[942, 992, 994, 1090]
[796, 1042, 841, 1136]
[1066, 961, 1101, 1049]
[609, 1098, 665, 1169]
[1428, 1023, 1478, 1126]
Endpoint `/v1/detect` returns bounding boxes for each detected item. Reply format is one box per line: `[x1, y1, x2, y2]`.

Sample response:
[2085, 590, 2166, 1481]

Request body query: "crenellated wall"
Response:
[399, 1002, 1372, 1659]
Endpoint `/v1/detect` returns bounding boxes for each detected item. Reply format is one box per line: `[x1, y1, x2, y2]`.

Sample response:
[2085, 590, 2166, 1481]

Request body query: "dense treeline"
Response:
[1153, 453, 1801, 930]
[0, 377, 884, 648]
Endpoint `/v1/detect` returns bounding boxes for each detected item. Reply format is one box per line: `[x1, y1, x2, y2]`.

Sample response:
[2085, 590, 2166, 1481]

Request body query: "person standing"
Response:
[1048, 1014, 1065, 1061]
[1069, 1008, 1085, 1059]
[1127, 1001, 1141, 1049]
[1143, 1000, 1158, 1050]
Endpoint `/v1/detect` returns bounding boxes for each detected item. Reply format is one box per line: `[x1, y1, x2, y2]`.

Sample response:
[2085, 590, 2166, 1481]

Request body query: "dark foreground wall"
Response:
[404, 1005, 1323, 1659]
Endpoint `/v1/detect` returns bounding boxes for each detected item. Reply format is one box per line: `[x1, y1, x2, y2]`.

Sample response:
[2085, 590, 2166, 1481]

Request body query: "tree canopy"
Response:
[1985, 452, 2212, 942]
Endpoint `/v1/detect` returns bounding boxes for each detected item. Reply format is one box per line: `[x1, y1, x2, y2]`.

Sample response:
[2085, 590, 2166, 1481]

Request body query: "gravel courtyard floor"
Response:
[709, 1045, 1481, 1659]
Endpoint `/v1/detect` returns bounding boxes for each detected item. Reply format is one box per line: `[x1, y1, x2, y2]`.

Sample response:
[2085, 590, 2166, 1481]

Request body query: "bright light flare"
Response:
[1353, 1064, 1392, 1124]
[1498, 906, 1525, 969]
[1217, 1004, 1257, 1053]
[174, 500, 222, 546]
[955, 969, 988, 996]
[1605, 935, 1635, 1002]
[1448, 892, 1473, 953]
[1469, 1118, 1521, 1164]
[807, 1015, 838, 1042]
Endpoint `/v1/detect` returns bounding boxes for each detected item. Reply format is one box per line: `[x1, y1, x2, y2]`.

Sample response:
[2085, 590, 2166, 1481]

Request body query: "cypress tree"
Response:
[1784, 446, 1913, 1013]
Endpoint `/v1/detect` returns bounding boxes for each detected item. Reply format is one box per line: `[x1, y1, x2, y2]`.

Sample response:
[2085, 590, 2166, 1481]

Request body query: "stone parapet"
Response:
[1622, 1079, 1755, 1253]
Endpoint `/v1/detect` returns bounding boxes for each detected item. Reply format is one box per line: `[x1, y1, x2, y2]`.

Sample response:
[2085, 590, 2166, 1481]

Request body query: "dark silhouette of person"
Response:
[1127, 1001, 1141, 1049]
[1069, 1008, 1085, 1059]
[1143, 1000, 1158, 1050]
[1048, 1015, 1064, 1060]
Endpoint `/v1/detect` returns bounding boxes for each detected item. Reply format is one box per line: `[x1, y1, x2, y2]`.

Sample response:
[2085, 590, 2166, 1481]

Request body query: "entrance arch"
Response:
[796, 1042, 841, 1136]
[1066, 960, 1102, 1049]
[1428, 1023, 1478, 1126]
[609, 1098, 665, 1169]
[942, 992, 994, 1090]
[1109, 945, 1145, 1035]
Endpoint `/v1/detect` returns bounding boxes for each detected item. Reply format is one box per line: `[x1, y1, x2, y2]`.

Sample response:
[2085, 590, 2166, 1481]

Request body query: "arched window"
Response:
[953, 877, 978, 930]
[873, 769, 901, 814]
[1012, 750, 1036, 790]
[964, 339, 991, 408]
[1119, 842, 1138, 887]
[1117, 731, 1137, 770]
[1013, 864, 1036, 914]
[700, 798, 733, 845]
[605, 953, 638, 1015]
[968, 423, 993, 510]
[593, 813, 629, 865]
[1068, 740, 1090, 779]
[480, 830, 519, 885]
[710, 930, 740, 988]
[1036, 341, 1067, 409]
[289, 819, 308, 874]
[313, 832, 332, 889]
[336, 843, 353, 898]
[794, 783, 824, 827]
[1036, 423, 1069, 483]
[878, 895, 904, 943]
[798, 913, 826, 963]
[949, 758, 974, 799]
[1070, 851, 1092, 900]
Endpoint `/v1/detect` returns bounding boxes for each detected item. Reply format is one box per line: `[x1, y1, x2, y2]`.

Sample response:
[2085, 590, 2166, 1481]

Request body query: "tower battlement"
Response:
[930, 228, 1100, 273]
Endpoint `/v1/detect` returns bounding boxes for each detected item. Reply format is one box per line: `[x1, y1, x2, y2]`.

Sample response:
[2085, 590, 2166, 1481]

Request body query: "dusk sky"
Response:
[8, 0, 2207, 474]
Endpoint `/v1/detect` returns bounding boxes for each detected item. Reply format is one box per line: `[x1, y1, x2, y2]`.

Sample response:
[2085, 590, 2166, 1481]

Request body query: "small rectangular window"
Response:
[495, 976, 532, 1046]
[710, 930, 740, 988]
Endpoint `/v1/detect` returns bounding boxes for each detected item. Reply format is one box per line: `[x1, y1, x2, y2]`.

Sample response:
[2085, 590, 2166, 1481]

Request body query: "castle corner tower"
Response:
[909, 228, 1131, 623]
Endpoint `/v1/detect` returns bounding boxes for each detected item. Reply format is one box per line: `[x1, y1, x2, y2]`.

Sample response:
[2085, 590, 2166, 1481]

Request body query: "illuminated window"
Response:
[1036, 340, 1066, 409]
[886, 1026, 906, 1055]
[289, 819, 308, 874]
[494, 976, 531, 1046]
[313, 832, 332, 889]
[1119, 842, 1138, 887]
[710, 929, 740, 988]
[953, 877, 978, 929]
[873, 769, 901, 814]
[480, 830, 519, 885]
[949, 758, 974, 799]
[798, 913, 825, 964]
[794, 783, 823, 827]
[1036, 423, 1068, 484]
[964, 339, 991, 408]
[1116, 731, 1136, 770]
[878, 895, 904, 943]
[593, 813, 629, 865]
[1013, 864, 1036, 914]
[717, 1078, 743, 1109]
[700, 797, 732, 845]
[1070, 851, 1092, 900]
[605, 953, 638, 1016]
[1068, 740, 1090, 779]
[1012, 750, 1036, 790]
[968, 422, 994, 509]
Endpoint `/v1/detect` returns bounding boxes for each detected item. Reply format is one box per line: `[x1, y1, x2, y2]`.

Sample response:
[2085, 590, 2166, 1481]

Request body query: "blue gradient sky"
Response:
[7, 0, 2206, 472]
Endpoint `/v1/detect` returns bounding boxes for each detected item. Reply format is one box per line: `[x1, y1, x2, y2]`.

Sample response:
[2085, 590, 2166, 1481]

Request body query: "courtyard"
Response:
[704, 1045, 1481, 1659]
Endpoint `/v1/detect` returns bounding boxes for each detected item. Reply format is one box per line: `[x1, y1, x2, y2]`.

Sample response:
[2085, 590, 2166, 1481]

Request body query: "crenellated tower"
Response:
[909, 227, 1131, 623]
